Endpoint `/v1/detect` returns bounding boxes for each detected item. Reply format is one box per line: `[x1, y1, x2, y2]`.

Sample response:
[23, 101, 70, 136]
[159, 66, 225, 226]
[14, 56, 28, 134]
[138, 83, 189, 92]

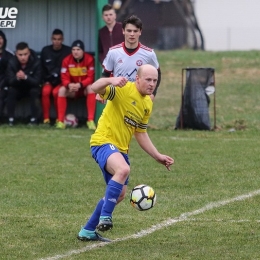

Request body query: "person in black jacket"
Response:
[40, 29, 71, 124]
[6, 42, 42, 126]
[0, 30, 14, 122]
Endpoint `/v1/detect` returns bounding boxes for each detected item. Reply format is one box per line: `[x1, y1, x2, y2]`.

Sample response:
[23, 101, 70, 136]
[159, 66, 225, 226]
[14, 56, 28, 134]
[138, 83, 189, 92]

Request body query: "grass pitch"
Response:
[1, 50, 260, 260]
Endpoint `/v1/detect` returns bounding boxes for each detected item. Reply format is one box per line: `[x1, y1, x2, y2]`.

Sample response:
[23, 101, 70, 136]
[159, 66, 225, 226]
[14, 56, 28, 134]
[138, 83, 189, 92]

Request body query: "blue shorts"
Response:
[91, 144, 130, 185]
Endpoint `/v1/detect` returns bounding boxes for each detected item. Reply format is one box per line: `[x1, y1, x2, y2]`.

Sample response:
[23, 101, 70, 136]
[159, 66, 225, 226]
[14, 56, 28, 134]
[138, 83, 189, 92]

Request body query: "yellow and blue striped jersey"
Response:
[90, 81, 153, 153]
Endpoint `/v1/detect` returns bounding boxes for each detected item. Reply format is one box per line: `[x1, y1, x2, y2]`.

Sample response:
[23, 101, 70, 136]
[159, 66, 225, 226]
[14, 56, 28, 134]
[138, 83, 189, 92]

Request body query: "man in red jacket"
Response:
[56, 40, 96, 129]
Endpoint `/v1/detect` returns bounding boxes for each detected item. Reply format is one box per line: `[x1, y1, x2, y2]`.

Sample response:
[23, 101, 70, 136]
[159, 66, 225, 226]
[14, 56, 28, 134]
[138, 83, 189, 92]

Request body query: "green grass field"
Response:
[1, 50, 260, 260]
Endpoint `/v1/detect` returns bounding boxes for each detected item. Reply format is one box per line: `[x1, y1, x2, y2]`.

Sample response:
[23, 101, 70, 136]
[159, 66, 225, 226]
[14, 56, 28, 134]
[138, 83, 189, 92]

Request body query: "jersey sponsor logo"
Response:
[120, 68, 137, 82]
[127, 110, 141, 121]
[69, 67, 87, 76]
[136, 60, 143, 66]
[124, 115, 138, 128]
[61, 68, 67, 73]
[68, 64, 75, 68]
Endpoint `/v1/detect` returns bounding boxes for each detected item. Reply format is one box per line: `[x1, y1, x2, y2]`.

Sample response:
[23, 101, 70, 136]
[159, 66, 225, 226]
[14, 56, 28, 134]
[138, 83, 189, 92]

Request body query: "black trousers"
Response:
[6, 86, 40, 119]
[0, 88, 8, 117]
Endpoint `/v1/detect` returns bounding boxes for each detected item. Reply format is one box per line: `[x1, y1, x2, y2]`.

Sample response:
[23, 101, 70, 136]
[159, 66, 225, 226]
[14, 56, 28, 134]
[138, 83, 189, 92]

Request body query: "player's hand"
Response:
[68, 83, 80, 92]
[96, 94, 106, 104]
[111, 77, 128, 87]
[157, 155, 174, 171]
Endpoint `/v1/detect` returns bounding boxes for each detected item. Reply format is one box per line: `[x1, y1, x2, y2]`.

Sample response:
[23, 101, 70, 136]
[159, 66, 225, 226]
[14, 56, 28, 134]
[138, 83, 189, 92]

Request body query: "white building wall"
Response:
[1, 0, 96, 53]
[194, 0, 260, 51]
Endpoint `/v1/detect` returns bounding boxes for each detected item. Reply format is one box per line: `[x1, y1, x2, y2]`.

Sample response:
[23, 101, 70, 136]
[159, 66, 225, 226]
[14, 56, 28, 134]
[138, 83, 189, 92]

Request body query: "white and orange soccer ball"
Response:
[64, 114, 78, 128]
[130, 184, 157, 211]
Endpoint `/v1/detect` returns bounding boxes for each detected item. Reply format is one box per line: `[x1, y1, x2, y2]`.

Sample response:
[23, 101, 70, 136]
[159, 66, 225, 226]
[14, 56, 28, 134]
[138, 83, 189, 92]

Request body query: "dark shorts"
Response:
[74, 88, 85, 98]
[91, 143, 130, 185]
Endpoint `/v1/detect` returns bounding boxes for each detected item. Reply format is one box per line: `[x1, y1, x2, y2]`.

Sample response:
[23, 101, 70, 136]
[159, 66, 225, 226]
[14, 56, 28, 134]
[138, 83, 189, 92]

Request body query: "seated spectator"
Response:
[6, 42, 42, 126]
[0, 30, 14, 123]
[41, 29, 71, 125]
[56, 40, 96, 129]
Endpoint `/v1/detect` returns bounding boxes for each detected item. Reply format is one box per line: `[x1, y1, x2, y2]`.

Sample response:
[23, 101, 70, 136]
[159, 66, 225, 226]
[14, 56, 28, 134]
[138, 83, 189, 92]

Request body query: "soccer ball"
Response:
[130, 184, 156, 211]
[64, 114, 78, 128]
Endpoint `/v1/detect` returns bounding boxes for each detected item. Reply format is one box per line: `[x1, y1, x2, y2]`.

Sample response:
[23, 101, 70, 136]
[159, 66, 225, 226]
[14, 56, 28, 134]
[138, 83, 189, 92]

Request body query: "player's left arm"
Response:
[134, 131, 174, 170]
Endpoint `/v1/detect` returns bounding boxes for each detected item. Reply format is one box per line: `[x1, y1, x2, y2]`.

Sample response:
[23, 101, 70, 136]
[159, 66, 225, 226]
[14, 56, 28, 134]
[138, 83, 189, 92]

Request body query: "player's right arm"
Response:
[96, 49, 115, 103]
[91, 77, 128, 95]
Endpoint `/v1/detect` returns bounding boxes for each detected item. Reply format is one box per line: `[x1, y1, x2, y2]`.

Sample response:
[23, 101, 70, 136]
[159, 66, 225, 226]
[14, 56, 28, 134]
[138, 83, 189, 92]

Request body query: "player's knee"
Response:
[58, 86, 66, 96]
[118, 165, 130, 180]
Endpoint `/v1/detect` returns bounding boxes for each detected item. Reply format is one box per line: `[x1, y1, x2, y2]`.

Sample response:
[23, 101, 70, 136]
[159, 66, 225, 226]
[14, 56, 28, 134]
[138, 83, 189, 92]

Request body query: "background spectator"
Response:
[56, 40, 96, 129]
[6, 42, 42, 126]
[0, 30, 14, 123]
[101, 15, 161, 102]
[98, 4, 124, 64]
[41, 29, 71, 125]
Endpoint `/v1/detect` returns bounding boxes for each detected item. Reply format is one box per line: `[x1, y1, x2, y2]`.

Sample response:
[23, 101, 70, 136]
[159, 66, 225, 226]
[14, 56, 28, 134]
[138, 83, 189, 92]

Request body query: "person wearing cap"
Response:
[0, 30, 14, 123]
[40, 29, 71, 125]
[56, 40, 96, 129]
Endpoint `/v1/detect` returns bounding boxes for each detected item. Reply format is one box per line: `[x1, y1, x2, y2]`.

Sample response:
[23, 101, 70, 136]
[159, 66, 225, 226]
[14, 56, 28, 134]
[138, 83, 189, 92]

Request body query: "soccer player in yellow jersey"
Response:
[77, 64, 174, 242]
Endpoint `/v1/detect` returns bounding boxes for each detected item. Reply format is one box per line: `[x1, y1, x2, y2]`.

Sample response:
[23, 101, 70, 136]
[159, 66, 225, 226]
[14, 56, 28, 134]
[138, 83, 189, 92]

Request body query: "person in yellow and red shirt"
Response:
[56, 40, 96, 129]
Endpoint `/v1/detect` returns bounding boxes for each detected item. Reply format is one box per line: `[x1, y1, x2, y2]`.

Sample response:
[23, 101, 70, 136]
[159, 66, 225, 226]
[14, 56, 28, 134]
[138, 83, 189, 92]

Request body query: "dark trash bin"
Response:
[176, 68, 216, 130]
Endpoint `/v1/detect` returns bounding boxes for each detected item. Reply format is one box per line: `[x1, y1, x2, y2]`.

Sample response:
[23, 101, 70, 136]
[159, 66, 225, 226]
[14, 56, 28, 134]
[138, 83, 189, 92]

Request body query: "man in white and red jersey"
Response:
[101, 15, 161, 102]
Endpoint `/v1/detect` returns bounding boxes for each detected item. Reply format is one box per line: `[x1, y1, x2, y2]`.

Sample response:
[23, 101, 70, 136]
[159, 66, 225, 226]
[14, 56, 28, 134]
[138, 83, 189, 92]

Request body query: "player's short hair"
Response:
[16, 42, 29, 51]
[102, 4, 113, 13]
[122, 15, 143, 31]
[52, 28, 64, 36]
